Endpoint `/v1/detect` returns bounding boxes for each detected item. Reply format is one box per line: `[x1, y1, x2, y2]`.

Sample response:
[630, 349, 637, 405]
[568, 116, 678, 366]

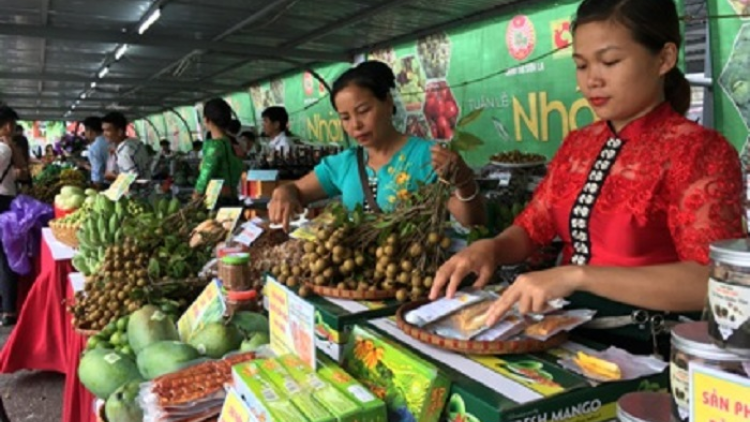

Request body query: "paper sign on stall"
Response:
[177, 280, 226, 342]
[204, 179, 224, 210]
[215, 207, 243, 236]
[266, 276, 316, 370]
[104, 173, 137, 201]
[690, 363, 750, 422]
[235, 221, 264, 246]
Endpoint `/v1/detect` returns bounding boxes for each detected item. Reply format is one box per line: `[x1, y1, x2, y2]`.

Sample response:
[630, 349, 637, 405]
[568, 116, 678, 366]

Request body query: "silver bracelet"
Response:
[454, 181, 480, 202]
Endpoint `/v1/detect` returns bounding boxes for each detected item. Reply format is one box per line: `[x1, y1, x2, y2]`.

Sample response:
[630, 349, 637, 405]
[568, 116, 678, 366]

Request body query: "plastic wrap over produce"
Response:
[0, 195, 53, 275]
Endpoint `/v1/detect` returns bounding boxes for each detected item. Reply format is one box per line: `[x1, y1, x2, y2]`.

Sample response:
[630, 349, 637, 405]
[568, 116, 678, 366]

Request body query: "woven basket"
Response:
[49, 220, 80, 249]
[305, 282, 397, 301]
[396, 300, 568, 355]
[75, 326, 100, 338]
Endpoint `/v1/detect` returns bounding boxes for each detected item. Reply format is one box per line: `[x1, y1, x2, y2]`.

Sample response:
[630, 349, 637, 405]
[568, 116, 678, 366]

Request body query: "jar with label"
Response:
[707, 239, 750, 356]
[670, 321, 748, 422]
[616, 392, 673, 422]
[224, 289, 259, 316]
[219, 253, 252, 291]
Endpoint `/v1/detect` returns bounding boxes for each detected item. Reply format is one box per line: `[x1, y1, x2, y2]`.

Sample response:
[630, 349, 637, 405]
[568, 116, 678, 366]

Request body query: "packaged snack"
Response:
[232, 360, 310, 422]
[524, 309, 596, 341]
[316, 355, 387, 422]
[404, 289, 497, 327]
[572, 351, 622, 381]
[474, 314, 527, 342]
[256, 359, 335, 422]
[430, 299, 495, 340]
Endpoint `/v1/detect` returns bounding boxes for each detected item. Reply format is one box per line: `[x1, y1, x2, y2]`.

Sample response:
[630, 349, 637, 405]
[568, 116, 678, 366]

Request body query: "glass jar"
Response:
[707, 239, 750, 356]
[219, 253, 252, 291]
[616, 392, 673, 422]
[224, 289, 259, 316]
[670, 322, 748, 421]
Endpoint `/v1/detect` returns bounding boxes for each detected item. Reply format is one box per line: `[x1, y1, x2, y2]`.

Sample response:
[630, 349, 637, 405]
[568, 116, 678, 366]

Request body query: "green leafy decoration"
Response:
[457, 108, 483, 127]
[451, 130, 484, 152]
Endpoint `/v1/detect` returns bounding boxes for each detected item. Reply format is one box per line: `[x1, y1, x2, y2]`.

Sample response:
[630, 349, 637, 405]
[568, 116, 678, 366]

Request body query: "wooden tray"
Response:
[396, 300, 567, 355]
[305, 283, 397, 301]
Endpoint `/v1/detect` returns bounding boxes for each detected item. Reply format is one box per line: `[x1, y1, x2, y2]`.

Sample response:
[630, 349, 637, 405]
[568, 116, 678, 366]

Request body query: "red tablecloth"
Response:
[0, 236, 72, 373]
[62, 280, 96, 422]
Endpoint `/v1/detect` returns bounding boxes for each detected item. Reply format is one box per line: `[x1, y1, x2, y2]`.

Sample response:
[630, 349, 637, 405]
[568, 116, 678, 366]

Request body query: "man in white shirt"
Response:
[102, 112, 152, 180]
[0, 105, 19, 325]
[262, 106, 292, 153]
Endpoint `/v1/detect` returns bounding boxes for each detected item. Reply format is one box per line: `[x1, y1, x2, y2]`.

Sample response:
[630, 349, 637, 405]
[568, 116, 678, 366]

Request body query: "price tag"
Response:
[104, 173, 137, 201]
[491, 171, 512, 187]
[177, 280, 225, 342]
[235, 221, 264, 246]
[204, 179, 224, 210]
[215, 207, 243, 236]
[246, 169, 280, 182]
[267, 276, 316, 370]
[218, 388, 251, 422]
[690, 363, 750, 422]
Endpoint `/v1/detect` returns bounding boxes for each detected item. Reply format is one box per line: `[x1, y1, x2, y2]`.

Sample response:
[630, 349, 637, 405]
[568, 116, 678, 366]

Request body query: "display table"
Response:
[0, 228, 75, 374]
[62, 272, 96, 422]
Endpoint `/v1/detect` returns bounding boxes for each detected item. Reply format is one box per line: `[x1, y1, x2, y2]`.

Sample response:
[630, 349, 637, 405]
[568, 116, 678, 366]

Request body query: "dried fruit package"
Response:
[524, 309, 597, 341]
[404, 288, 498, 328]
[474, 314, 528, 342]
[429, 299, 496, 340]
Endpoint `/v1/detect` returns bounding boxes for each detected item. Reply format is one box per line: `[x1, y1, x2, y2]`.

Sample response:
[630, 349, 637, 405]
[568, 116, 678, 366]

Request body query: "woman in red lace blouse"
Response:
[430, 0, 743, 352]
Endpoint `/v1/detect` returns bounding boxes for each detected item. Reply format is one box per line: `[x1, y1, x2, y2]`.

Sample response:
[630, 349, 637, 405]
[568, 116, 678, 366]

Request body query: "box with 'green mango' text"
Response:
[277, 353, 367, 422]
[256, 358, 336, 422]
[316, 355, 388, 422]
[231, 360, 310, 422]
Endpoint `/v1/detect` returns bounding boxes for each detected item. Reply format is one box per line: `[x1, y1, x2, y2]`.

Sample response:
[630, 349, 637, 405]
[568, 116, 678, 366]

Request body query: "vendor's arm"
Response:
[487, 132, 744, 323]
[430, 145, 486, 227]
[269, 172, 328, 231]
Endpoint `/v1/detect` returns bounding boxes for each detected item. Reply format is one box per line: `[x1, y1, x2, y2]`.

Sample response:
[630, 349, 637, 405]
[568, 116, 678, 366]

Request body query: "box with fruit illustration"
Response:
[305, 294, 402, 362]
[341, 325, 450, 422]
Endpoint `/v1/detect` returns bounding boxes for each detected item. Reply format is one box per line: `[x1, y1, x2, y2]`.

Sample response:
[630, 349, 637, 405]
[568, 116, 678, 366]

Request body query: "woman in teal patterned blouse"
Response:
[269, 61, 485, 231]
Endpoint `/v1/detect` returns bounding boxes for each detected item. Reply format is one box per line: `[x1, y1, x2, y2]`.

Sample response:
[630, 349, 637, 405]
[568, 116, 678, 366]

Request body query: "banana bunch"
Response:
[154, 197, 181, 220]
[72, 195, 152, 276]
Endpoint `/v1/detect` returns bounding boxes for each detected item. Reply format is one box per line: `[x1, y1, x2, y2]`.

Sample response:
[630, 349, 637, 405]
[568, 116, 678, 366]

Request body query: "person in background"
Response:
[188, 140, 203, 160]
[262, 106, 292, 153]
[429, 0, 742, 357]
[0, 105, 19, 326]
[227, 119, 245, 158]
[150, 139, 173, 180]
[10, 135, 31, 193]
[159, 139, 173, 158]
[42, 144, 57, 165]
[82, 116, 109, 189]
[269, 61, 485, 230]
[193, 98, 243, 208]
[239, 131, 257, 156]
[102, 112, 151, 180]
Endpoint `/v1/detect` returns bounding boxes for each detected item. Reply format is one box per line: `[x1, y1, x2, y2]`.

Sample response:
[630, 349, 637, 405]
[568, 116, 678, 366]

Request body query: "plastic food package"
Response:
[430, 299, 496, 340]
[560, 347, 668, 382]
[524, 309, 597, 341]
[0, 195, 53, 275]
[474, 314, 528, 342]
[405, 288, 497, 328]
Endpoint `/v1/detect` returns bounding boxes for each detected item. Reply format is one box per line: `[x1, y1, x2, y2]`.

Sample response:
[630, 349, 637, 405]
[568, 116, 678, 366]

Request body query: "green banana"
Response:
[109, 214, 118, 234]
[72, 255, 88, 275]
[167, 198, 180, 215]
[115, 200, 124, 221]
[114, 228, 122, 244]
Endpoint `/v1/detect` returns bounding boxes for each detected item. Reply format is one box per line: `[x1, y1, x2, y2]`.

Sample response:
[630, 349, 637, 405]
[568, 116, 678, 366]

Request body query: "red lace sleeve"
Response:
[513, 134, 574, 247]
[667, 129, 744, 264]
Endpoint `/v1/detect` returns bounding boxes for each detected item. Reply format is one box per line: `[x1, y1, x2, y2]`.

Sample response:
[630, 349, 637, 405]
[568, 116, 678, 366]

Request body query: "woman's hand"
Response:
[269, 184, 303, 232]
[485, 266, 584, 326]
[430, 145, 474, 184]
[429, 238, 498, 300]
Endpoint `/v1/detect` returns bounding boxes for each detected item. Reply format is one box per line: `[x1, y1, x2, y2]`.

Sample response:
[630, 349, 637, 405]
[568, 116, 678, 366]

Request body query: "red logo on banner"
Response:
[506, 15, 536, 61]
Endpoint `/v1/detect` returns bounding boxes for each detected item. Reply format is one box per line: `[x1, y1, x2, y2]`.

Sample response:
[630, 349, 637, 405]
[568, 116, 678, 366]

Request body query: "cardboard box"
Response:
[277, 354, 366, 422]
[232, 360, 310, 422]
[369, 317, 669, 422]
[218, 388, 254, 422]
[316, 355, 388, 422]
[341, 326, 450, 422]
[256, 358, 336, 422]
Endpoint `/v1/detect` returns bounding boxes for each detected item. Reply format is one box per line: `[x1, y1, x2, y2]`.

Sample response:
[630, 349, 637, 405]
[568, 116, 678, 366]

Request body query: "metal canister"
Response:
[707, 240, 750, 356]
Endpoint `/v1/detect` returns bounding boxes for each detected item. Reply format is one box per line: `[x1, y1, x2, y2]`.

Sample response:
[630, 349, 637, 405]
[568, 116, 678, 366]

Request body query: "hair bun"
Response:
[356, 61, 396, 90]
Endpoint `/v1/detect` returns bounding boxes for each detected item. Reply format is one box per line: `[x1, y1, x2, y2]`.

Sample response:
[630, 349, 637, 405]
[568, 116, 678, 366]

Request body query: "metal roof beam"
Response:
[280, 0, 414, 48]
[0, 71, 235, 90]
[0, 24, 347, 62]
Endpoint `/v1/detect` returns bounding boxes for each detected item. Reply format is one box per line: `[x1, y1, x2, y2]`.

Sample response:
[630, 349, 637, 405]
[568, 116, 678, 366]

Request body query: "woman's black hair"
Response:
[239, 131, 256, 141]
[0, 105, 19, 128]
[203, 98, 233, 131]
[262, 106, 292, 136]
[192, 140, 203, 151]
[330, 61, 397, 114]
[572, 0, 691, 115]
[12, 135, 30, 161]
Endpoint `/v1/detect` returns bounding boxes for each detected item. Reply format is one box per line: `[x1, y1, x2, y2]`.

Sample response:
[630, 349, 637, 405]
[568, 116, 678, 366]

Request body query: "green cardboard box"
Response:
[277, 354, 365, 422]
[316, 355, 388, 422]
[231, 360, 310, 422]
[341, 325, 451, 422]
[256, 358, 336, 422]
[368, 317, 668, 422]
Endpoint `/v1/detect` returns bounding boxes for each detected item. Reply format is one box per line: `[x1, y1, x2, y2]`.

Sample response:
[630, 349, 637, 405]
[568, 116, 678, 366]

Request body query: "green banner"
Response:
[224, 91, 255, 128]
[710, 1, 750, 162]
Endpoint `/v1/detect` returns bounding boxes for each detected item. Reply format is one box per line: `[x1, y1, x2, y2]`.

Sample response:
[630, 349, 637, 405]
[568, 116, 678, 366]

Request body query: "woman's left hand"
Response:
[486, 266, 584, 326]
[430, 145, 472, 183]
